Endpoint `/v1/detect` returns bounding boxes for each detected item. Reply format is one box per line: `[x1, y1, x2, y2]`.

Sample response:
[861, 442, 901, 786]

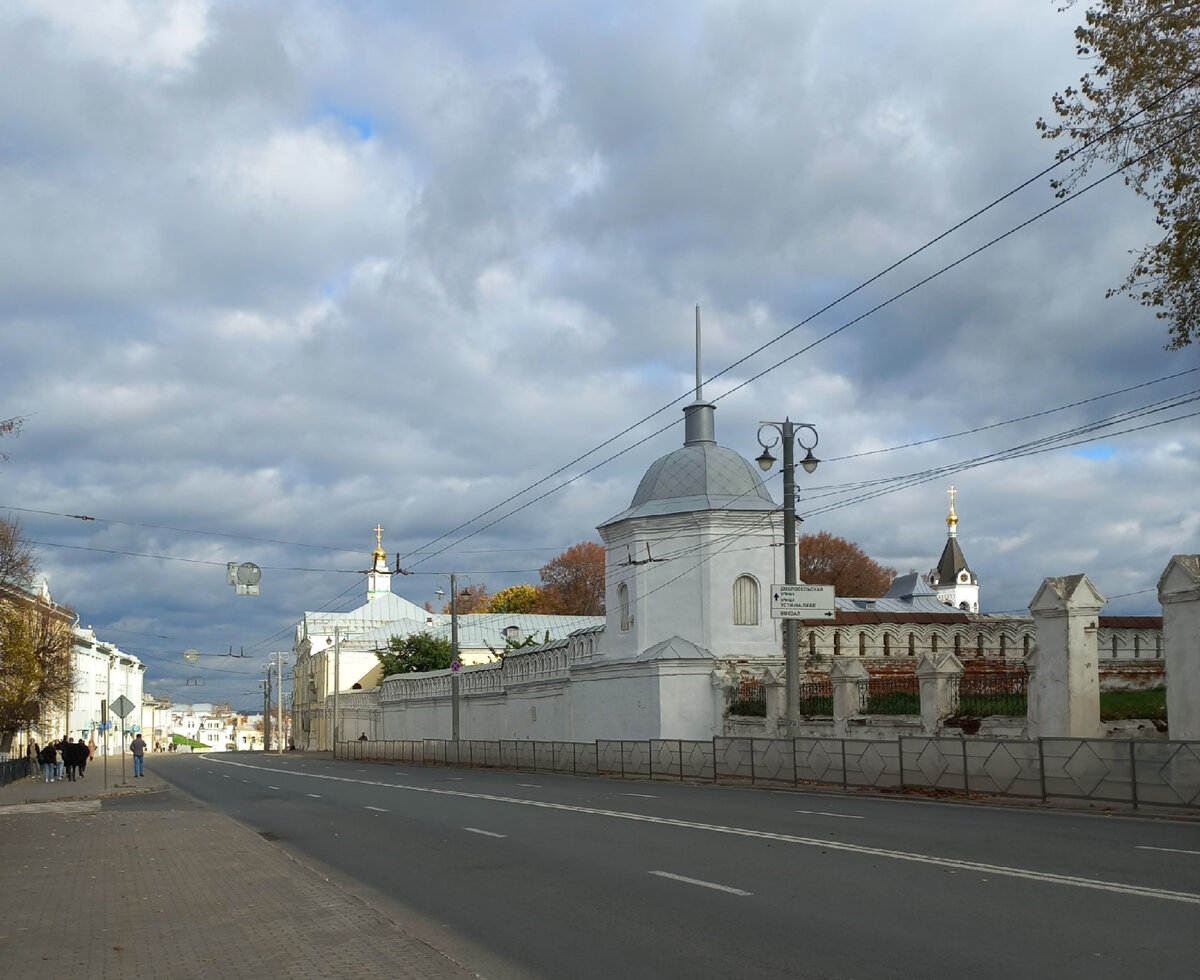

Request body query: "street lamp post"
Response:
[756, 419, 820, 729]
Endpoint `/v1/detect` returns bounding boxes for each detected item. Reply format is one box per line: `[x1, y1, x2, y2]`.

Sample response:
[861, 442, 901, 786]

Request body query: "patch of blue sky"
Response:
[1074, 445, 1114, 461]
[317, 101, 374, 141]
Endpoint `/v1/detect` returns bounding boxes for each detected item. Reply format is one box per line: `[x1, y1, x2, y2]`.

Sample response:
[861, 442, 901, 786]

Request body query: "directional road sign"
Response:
[770, 584, 836, 620]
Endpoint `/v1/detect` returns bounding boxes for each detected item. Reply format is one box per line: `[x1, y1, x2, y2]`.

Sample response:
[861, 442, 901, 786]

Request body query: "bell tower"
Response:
[366, 524, 392, 601]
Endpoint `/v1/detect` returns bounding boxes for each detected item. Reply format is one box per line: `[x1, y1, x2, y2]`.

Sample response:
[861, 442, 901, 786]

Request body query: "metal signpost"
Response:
[111, 694, 135, 786]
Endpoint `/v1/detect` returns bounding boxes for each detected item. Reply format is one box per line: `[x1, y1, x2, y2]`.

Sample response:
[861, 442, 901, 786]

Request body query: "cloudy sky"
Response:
[2, 1, 1197, 710]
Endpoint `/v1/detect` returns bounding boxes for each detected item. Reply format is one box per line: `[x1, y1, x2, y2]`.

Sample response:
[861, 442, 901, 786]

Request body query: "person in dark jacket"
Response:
[39, 742, 57, 782]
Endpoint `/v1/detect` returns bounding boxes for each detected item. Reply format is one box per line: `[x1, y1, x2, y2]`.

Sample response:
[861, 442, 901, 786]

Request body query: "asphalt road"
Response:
[160, 753, 1200, 979]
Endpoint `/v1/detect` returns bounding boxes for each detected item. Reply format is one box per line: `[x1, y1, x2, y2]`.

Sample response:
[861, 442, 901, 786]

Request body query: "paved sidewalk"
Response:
[0, 755, 483, 980]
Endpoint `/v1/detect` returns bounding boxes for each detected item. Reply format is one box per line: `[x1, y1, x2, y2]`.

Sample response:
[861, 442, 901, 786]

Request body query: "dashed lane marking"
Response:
[204, 756, 1200, 906]
[464, 827, 506, 838]
[650, 871, 752, 896]
[795, 810, 864, 820]
[1136, 845, 1200, 856]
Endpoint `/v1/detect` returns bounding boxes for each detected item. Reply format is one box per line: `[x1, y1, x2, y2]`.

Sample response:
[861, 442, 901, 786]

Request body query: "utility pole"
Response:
[756, 420, 820, 727]
[333, 626, 341, 753]
[262, 669, 271, 751]
[277, 655, 286, 755]
[451, 573, 460, 741]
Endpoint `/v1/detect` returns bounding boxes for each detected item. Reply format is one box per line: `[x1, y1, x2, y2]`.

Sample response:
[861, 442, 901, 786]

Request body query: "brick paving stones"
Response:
[0, 766, 481, 980]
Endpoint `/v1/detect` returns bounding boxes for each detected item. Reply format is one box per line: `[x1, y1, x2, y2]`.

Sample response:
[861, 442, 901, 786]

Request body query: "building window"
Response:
[954, 634, 962, 656]
[883, 634, 891, 657]
[618, 583, 630, 632]
[908, 633, 916, 657]
[931, 635, 939, 654]
[1133, 636, 1141, 660]
[999, 635, 1007, 657]
[834, 632, 841, 656]
[977, 635, 985, 657]
[1156, 635, 1162, 659]
[1111, 636, 1119, 658]
[859, 633, 866, 656]
[808, 632, 817, 659]
[732, 575, 759, 626]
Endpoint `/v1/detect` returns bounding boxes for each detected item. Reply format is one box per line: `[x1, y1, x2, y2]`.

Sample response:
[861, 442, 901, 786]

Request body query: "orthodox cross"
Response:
[374, 524, 384, 549]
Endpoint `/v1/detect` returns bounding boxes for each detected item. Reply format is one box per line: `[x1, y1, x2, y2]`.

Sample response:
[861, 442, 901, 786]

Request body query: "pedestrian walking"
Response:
[130, 733, 147, 777]
[76, 736, 90, 779]
[54, 738, 66, 780]
[38, 742, 57, 782]
[63, 738, 79, 781]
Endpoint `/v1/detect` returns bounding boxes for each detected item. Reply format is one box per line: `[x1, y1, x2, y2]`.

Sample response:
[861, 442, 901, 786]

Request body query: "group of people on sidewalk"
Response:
[25, 732, 151, 782]
[29, 736, 96, 783]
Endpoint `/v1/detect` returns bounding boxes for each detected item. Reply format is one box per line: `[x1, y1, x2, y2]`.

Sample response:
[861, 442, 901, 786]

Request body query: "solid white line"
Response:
[365, 806, 388, 813]
[518, 783, 541, 788]
[205, 757, 1200, 905]
[464, 827, 507, 838]
[1136, 845, 1200, 856]
[650, 871, 752, 896]
[307, 793, 321, 798]
[796, 809, 864, 820]
[622, 793, 659, 799]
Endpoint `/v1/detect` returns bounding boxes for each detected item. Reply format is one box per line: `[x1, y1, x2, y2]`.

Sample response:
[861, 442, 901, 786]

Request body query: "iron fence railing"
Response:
[796, 678, 833, 716]
[865, 675, 920, 715]
[334, 734, 1200, 809]
[727, 678, 766, 717]
[958, 668, 1028, 717]
[0, 756, 35, 787]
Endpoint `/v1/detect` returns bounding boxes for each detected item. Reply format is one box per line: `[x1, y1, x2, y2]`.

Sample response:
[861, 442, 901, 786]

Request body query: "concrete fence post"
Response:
[1028, 574, 1105, 737]
[915, 652, 964, 735]
[1158, 555, 1200, 740]
[762, 666, 787, 735]
[830, 658, 869, 737]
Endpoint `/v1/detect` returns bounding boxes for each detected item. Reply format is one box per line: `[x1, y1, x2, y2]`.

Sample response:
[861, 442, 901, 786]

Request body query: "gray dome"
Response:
[602, 443, 776, 524]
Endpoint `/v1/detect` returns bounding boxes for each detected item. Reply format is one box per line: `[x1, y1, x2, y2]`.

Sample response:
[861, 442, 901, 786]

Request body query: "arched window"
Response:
[833, 632, 842, 656]
[883, 634, 891, 657]
[908, 633, 916, 657]
[858, 633, 866, 656]
[732, 575, 759, 626]
[1133, 636, 1141, 659]
[618, 583, 630, 631]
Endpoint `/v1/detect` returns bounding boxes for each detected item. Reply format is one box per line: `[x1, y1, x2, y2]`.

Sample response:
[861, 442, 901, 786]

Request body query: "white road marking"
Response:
[650, 871, 752, 896]
[1136, 845, 1200, 856]
[307, 793, 321, 798]
[622, 793, 659, 799]
[269, 786, 280, 790]
[464, 827, 506, 838]
[365, 806, 388, 813]
[205, 757, 1200, 905]
[796, 809, 864, 820]
[518, 783, 541, 788]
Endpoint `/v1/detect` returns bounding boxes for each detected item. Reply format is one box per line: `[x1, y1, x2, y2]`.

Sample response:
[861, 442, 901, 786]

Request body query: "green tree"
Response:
[540, 541, 606, 615]
[375, 632, 455, 677]
[0, 516, 36, 591]
[486, 583, 546, 614]
[1038, 0, 1200, 349]
[0, 592, 75, 749]
[795, 532, 897, 598]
